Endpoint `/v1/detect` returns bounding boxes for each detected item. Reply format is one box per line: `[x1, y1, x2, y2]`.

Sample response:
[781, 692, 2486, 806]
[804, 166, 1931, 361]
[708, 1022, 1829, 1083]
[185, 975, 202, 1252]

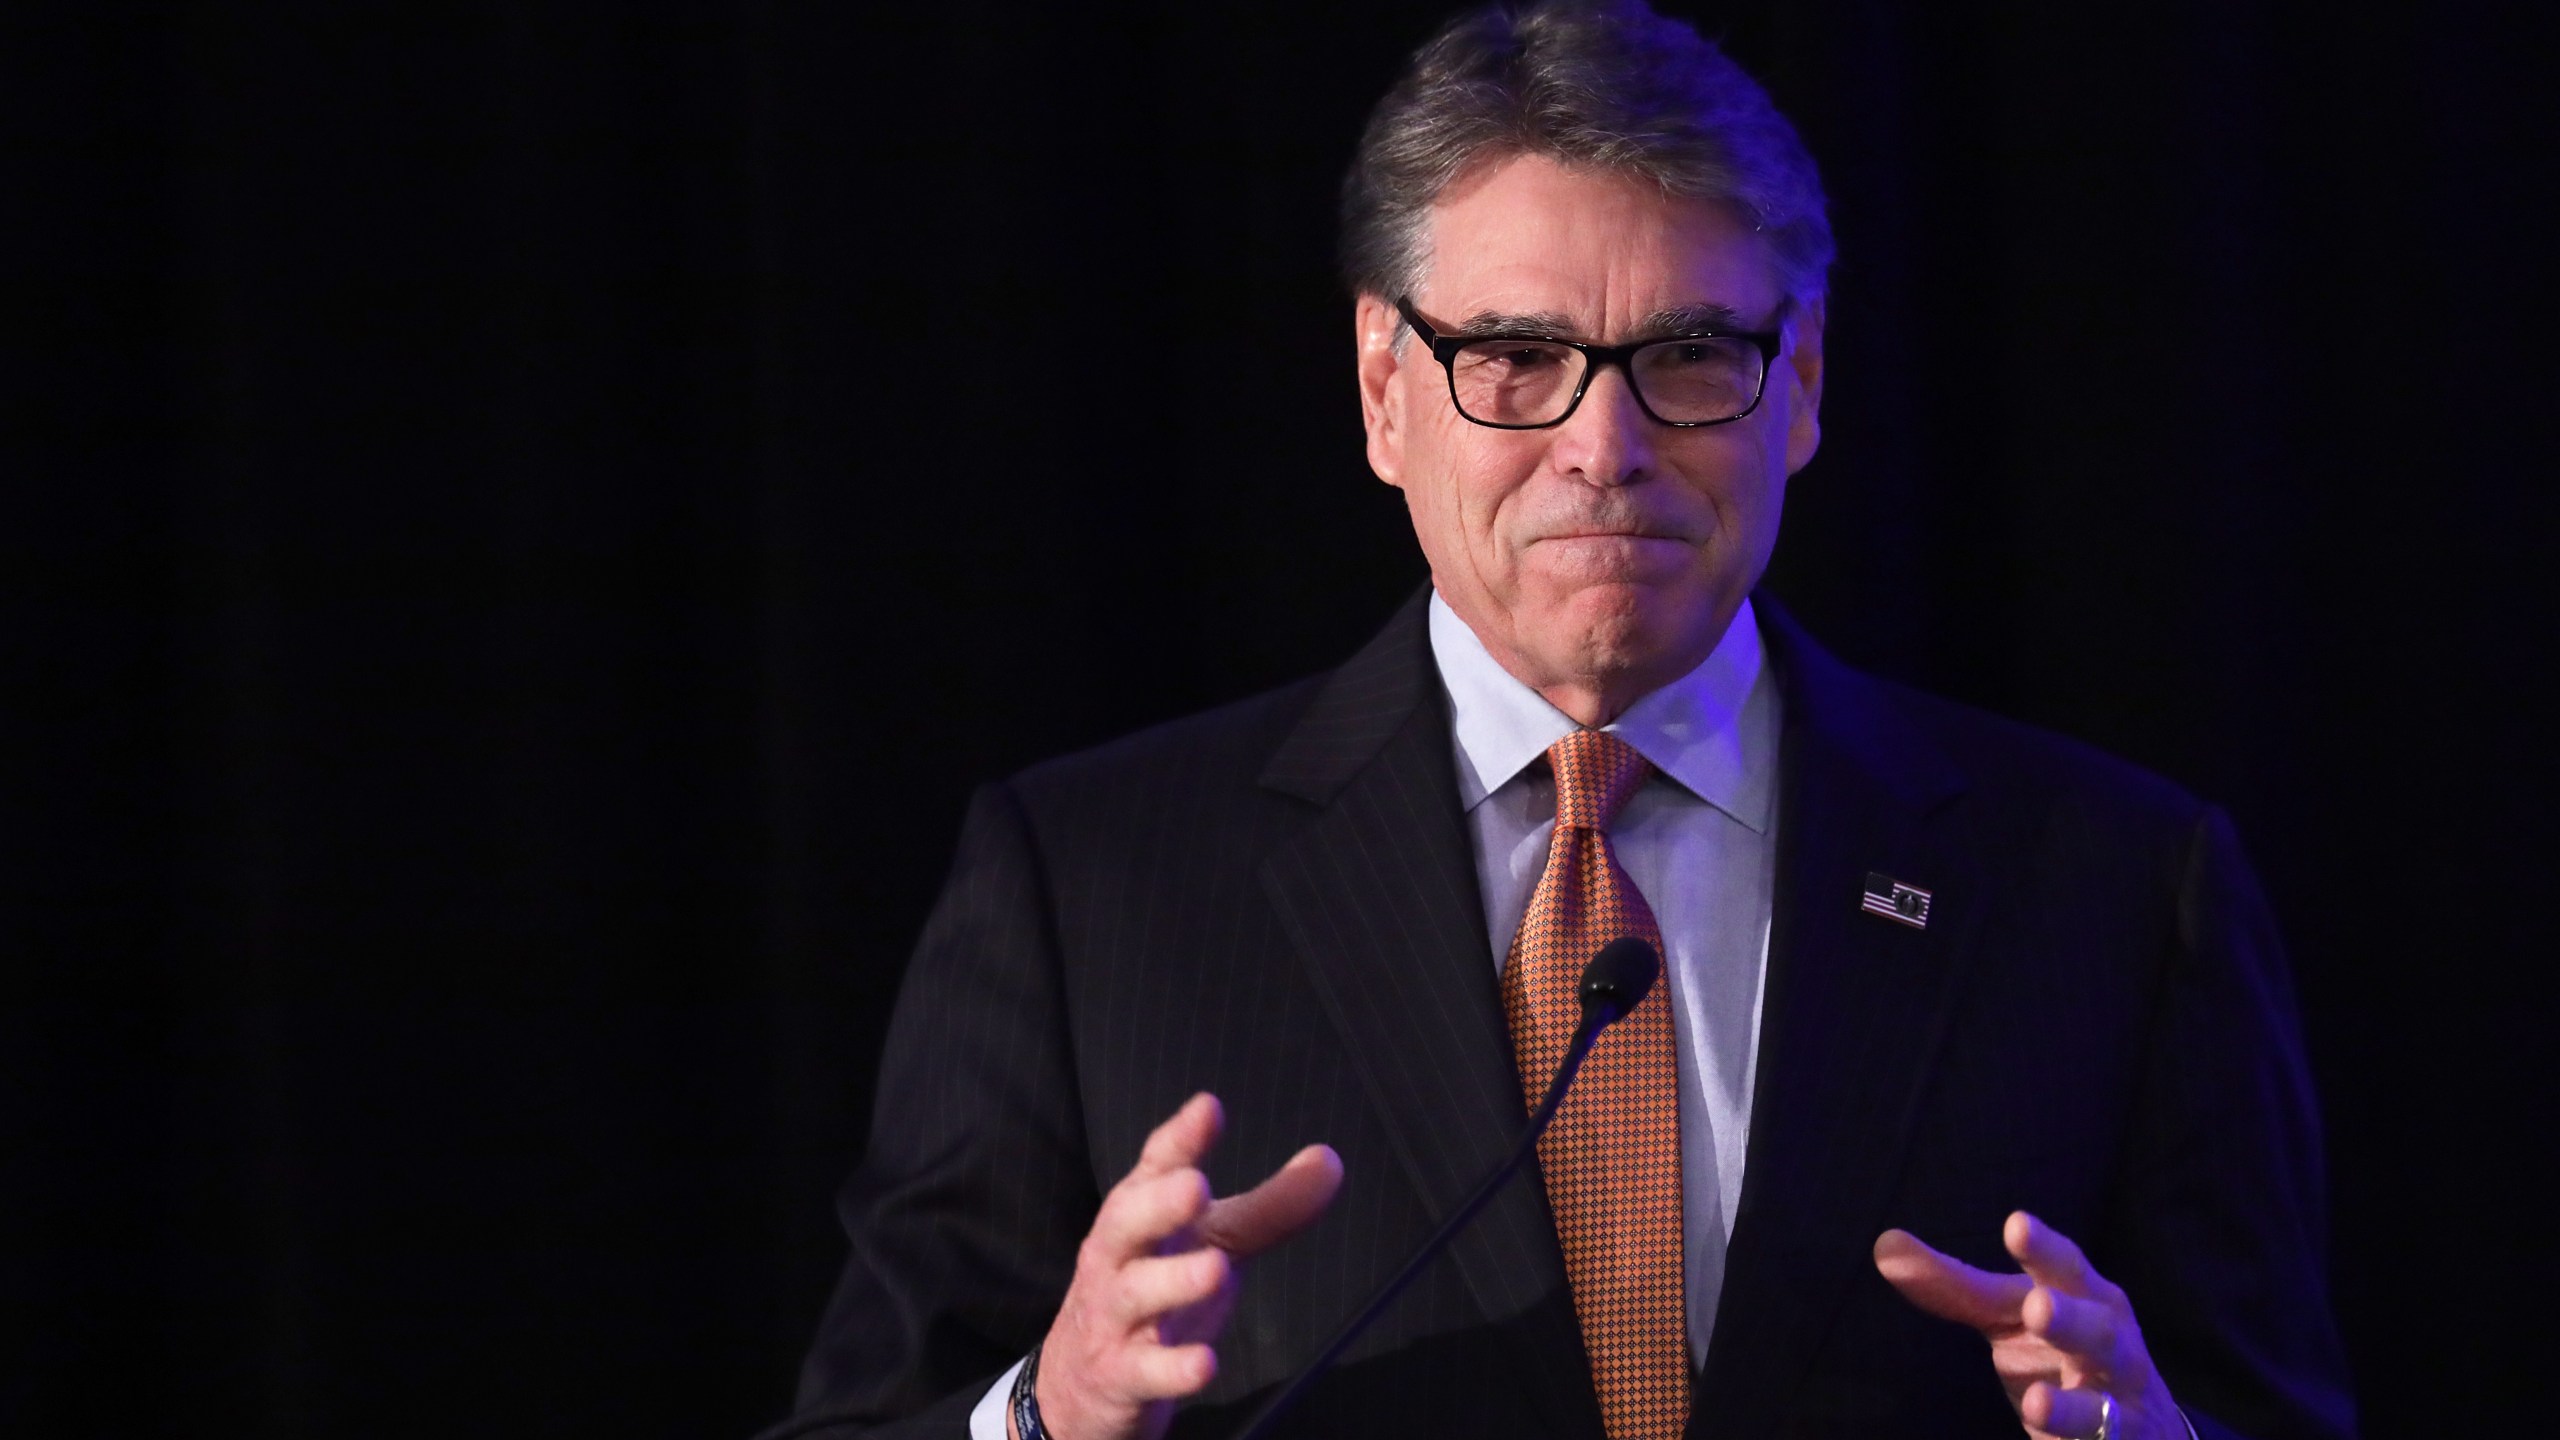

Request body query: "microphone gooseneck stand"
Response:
[1225, 935, 1661, 1440]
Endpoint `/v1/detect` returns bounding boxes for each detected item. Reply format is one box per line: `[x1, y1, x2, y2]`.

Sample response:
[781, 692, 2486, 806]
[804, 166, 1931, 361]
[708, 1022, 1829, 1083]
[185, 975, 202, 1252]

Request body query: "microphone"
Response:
[1227, 936, 1661, 1440]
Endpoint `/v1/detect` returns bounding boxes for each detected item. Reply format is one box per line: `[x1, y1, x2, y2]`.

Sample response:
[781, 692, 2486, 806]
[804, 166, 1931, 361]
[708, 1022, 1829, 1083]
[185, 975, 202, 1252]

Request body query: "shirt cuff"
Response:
[968, 1358, 1027, 1440]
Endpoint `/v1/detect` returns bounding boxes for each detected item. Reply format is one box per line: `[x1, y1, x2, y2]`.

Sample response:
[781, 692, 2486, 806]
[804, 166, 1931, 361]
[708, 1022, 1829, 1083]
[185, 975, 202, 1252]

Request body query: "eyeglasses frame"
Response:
[1393, 295, 1786, 431]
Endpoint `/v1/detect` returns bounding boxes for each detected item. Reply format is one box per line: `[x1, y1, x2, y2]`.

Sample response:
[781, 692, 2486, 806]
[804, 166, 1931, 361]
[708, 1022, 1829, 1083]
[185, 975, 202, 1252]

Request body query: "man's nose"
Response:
[1550, 362, 1658, 485]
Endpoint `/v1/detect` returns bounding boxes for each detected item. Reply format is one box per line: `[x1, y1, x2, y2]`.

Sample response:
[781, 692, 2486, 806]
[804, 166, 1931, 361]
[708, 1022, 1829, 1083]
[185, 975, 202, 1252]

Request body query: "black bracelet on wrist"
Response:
[1009, 1341, 1050, 1440]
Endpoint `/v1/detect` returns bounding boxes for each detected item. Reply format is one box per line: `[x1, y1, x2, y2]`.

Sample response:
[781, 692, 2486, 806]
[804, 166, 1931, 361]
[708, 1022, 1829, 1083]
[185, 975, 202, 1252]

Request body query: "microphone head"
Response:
[1578, 937, 1660, 1026]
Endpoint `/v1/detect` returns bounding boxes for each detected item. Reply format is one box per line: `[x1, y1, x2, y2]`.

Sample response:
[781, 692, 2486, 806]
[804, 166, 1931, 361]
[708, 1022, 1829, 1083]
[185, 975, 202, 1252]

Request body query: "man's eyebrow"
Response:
[1455, 309, 1581, 338]
[1635, 302, 1754, 337]
[1450, 302, 1764, 341]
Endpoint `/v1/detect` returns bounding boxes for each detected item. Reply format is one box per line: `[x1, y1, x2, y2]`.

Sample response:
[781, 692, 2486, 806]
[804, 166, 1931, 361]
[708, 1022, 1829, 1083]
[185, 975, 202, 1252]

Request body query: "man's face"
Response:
[1357, 153, 1825, 722]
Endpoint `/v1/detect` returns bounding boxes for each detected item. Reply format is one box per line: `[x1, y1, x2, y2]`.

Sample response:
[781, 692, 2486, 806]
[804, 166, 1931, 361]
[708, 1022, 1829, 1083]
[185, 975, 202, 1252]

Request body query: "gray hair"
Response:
[1340, 0, 1835, 311]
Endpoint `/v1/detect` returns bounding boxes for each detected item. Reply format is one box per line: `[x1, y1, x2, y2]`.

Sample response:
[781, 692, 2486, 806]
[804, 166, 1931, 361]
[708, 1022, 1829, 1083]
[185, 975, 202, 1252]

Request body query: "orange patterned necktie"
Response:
[1502, 729, 1688, 1440]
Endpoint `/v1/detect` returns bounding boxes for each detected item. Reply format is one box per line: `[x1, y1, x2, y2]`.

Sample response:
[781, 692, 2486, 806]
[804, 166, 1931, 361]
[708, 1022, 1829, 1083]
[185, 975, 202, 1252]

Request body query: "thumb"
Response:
[1200, 1144, 1343, 1257]
[1874, 1228, 2031, 1334]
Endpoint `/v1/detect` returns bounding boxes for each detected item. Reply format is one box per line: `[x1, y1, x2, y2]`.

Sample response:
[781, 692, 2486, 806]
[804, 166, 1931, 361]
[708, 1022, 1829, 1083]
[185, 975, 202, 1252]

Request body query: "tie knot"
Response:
[1548, 729, 1651, 834]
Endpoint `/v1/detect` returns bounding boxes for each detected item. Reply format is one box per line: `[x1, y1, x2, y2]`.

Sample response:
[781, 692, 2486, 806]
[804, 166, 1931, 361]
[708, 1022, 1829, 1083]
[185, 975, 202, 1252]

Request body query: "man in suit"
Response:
[780, 4, 2354, 1438]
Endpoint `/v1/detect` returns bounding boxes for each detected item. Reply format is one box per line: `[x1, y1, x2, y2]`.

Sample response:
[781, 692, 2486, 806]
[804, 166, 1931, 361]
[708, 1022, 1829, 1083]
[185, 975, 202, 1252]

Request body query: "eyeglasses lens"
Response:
[1447, 337, 1765, 426]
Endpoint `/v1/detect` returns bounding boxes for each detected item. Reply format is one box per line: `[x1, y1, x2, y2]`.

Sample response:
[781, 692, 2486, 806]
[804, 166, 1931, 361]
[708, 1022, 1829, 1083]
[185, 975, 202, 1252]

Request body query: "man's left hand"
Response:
[1874, 1211, 2182, 1440]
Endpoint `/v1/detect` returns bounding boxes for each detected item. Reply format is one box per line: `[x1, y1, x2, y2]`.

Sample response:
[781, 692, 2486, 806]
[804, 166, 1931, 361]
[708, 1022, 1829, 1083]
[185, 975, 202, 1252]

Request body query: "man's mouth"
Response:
[1539, 527, 1691, 543]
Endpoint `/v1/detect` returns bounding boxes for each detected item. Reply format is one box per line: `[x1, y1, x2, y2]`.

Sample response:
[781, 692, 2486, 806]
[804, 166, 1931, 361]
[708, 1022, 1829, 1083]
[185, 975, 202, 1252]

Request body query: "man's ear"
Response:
[1783, 292, 1826, 476]
[1355, 293, 1407, 488]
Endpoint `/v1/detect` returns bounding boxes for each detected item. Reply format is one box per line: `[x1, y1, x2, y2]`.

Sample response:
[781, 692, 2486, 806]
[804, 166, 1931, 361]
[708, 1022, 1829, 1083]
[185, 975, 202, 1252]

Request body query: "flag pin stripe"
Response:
[1860, 871, 1932, 929]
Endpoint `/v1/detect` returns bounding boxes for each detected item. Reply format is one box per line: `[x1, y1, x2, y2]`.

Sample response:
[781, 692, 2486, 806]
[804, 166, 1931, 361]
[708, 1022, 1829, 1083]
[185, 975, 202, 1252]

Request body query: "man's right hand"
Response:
[1020, 1092, 1342, 1440]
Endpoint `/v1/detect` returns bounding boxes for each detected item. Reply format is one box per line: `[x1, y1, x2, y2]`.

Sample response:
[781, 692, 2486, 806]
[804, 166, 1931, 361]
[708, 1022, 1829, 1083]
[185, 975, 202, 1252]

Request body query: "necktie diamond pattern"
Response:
[1502, 729, 1687, 1440]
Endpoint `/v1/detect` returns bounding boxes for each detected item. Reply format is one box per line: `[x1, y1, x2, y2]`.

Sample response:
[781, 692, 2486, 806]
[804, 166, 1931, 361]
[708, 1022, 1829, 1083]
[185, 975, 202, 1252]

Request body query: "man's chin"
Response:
[1545, 573, 1702, 626]
[1529, 583, 1727, 685]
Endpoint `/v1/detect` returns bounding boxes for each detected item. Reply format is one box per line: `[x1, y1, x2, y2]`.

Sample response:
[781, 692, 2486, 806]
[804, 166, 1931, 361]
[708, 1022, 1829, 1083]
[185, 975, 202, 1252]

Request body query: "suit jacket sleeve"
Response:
[2113, 806, 2354, 1440]
[786, 780, 1097, 1438]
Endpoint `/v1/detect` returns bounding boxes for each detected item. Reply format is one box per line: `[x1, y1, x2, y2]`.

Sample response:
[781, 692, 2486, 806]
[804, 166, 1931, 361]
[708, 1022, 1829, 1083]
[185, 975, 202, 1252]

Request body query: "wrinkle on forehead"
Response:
[1416, 155, 1783, 333]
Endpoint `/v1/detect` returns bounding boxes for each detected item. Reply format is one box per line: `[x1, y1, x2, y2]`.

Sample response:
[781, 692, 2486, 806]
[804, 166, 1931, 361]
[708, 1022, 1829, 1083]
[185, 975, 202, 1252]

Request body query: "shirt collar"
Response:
[1427, 589, 1777, 833]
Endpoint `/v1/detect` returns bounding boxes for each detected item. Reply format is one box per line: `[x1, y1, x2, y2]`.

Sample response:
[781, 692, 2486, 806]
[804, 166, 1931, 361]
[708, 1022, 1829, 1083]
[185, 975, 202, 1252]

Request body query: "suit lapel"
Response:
[1258, 592, 1607, 1440]
[1690, 601, 1985, 1437]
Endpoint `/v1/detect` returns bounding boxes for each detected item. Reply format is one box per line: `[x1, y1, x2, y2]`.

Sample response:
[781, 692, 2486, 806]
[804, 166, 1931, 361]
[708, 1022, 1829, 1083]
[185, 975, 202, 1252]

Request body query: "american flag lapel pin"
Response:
[1860, 872, 1932, 929]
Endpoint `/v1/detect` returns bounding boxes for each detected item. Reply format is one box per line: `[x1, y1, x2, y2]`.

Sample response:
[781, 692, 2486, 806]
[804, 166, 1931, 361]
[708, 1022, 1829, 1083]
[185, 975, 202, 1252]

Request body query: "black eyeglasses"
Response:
[1395, 296, 1784, 430]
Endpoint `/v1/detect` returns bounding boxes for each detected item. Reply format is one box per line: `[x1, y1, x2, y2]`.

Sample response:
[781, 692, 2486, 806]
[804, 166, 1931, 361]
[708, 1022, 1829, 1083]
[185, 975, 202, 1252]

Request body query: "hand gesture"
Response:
[1874, 1211, 2181, 1440]
[1025, 1093, 1342, 1440]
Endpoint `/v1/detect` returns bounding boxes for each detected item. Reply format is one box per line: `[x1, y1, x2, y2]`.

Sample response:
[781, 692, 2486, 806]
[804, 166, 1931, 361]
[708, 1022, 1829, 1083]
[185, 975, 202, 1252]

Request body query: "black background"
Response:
[8, 1, 2553, 1435]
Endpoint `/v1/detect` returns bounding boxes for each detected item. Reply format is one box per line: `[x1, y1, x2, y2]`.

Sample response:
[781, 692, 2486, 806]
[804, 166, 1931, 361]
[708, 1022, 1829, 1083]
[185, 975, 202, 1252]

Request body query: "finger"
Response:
[1090, 1166, 1213, 1262]
[2023, 1284, 2118, 1370]
[1112, 1246, 1234, 1325]
[1129, 1093, 1224, 1183]
[2020, 1378, 2113, 1439]
[1122, 1339, 1220, 1400]
[2006, 1211, 2100, 1298]
[1155, 1258, 1241, 1349]
[1200, 1143, 1344, 1258]
[1873, 1228, 2030, 1332]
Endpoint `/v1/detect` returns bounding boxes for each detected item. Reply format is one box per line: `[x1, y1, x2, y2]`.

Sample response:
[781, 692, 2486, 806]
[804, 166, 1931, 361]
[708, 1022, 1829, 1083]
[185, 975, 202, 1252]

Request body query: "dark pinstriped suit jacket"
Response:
[788, 592, 2354, 1440]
